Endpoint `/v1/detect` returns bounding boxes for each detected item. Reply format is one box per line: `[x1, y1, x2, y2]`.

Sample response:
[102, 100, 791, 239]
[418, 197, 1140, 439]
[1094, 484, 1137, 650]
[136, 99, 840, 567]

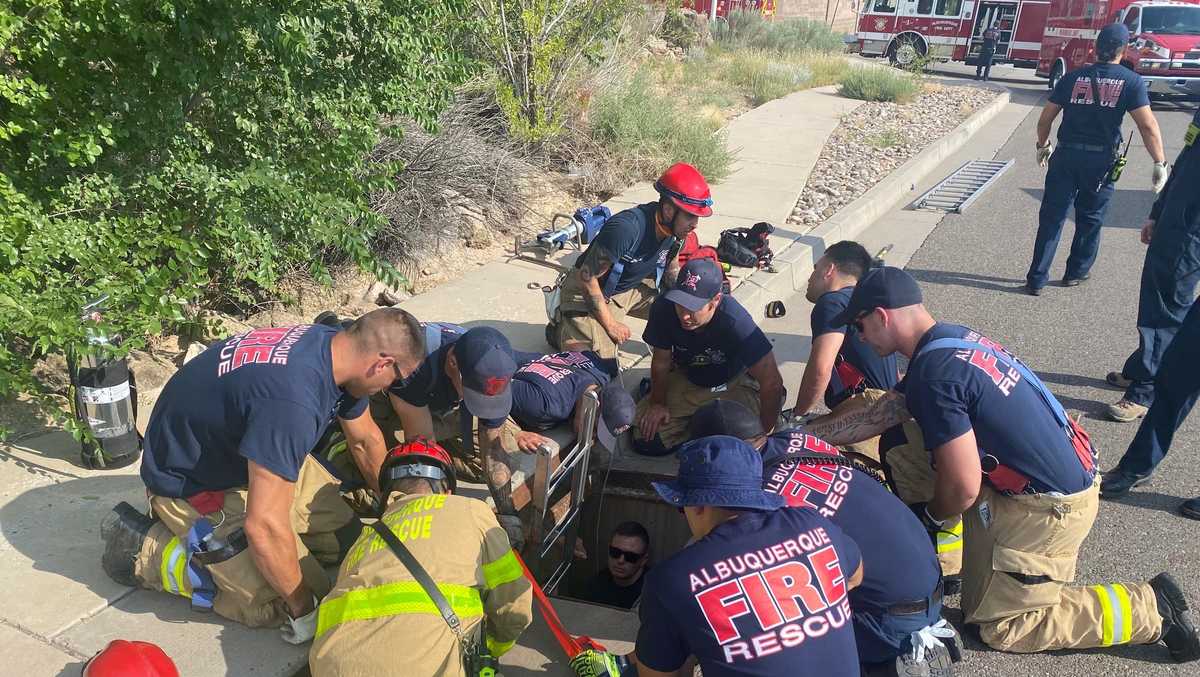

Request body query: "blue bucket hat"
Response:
[652, 435, 786, 511]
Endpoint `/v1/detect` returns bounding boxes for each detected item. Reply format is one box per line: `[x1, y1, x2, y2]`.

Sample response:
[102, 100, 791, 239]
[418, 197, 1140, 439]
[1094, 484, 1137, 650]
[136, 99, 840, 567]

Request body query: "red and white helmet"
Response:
[655, 162, 713, 217]
[379, 436, 457, 495]
[82, 640, 179, 677]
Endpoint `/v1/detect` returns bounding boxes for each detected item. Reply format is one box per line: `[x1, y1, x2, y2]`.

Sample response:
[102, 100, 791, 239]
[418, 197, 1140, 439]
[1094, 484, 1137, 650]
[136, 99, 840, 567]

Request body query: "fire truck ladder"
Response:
[912, 159, 1013, 213]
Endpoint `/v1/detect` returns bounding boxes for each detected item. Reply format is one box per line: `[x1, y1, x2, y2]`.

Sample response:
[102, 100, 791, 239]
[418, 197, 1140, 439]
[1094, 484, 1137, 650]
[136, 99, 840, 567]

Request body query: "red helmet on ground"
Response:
[379, 436, 457, 495]
[654, 162, 713, 217]
[82, 640, 179, 677]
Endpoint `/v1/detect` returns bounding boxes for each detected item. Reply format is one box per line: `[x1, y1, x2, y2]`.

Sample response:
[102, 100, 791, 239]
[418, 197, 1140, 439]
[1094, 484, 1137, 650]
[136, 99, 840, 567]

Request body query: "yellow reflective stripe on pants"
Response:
[482, 550, 523, 589]
[1092, 584, 1134, 646]
[936, 520, 964, 553]
[316, 581, 483, 639]
[487, 635, 516, 657]
[159, 536, 191, 599]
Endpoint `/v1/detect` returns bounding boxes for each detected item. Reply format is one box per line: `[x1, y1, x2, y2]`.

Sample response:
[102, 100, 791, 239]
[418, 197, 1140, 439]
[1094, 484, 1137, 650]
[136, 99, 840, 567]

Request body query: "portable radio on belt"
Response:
[1106, 131, 1134, 185]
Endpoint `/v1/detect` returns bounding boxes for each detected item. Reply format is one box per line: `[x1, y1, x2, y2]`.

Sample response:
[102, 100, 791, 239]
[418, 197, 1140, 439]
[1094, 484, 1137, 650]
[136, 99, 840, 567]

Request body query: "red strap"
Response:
[186, 490, 225, 515]
[514, 551, 586, 658]
[833, 358, 866, 392]
[1067, 418, 1096, 473]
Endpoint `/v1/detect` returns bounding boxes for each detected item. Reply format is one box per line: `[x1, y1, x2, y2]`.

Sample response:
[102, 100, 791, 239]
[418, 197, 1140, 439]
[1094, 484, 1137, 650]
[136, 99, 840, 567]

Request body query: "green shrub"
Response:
[838, 67, 920, 103]
[720, 51, 812, 105]
[0, 0, 473, 432]
[713, 10, 843, 54]
[661, 1, 704, 50]
[590, 73, 733, 183]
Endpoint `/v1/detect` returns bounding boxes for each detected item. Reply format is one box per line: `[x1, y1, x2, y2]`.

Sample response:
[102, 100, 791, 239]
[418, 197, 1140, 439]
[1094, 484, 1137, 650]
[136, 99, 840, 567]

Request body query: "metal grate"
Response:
[912, 159, 1013, 213]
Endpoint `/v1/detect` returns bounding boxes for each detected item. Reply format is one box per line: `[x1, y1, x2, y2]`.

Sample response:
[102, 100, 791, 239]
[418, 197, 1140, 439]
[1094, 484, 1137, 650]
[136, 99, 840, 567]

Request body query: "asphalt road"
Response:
[893, 61, 1199, 675]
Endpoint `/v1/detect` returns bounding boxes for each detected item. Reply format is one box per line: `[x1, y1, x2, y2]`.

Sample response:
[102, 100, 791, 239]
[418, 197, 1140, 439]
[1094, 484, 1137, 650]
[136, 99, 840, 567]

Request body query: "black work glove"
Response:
[497, 513, 525, 552]
[909, 502, 949, 543]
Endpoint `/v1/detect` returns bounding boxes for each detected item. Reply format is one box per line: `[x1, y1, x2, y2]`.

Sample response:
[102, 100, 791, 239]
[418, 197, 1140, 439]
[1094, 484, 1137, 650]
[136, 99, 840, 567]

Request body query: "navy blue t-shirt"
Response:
[387, 323, 540, 428]
[509, 351, 617, 430]
[811, 286, 899, 408]
[575, 203, 675, 295]
[760, 429, 939, 612]
[636, 508, 862, 676]
[643, 295, 773, 388]
[1051, 63, 1149, 149]
[141, 325, 368, 497]
[897, 323, 1093, 494]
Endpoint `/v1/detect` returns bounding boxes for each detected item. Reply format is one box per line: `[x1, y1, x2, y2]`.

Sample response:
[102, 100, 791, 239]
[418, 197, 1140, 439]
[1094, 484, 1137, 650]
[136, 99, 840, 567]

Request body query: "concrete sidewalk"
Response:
[0, 79, 1013, 676]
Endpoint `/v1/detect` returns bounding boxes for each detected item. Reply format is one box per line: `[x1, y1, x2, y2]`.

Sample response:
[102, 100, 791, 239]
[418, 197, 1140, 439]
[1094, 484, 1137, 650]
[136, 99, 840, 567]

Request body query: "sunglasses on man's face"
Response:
[851, 308, 876, 334]
[609, 546, 645, 563]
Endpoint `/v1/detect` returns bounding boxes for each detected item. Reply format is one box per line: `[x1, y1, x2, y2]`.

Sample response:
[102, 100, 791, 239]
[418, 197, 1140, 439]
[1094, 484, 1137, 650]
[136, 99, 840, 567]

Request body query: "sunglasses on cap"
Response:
[609, 546, 645, 563]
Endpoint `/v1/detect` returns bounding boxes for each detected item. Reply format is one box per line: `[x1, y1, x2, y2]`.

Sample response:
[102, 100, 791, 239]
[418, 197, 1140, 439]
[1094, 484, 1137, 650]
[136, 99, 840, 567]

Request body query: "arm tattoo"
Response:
[807, 391, 912, 446]
[480, 429, 516, 514]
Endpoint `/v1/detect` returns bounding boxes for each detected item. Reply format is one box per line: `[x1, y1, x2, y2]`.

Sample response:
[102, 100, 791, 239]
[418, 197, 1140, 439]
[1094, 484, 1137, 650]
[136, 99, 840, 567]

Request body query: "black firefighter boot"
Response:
[100, 501, 157, 587]
[1150, 572, 1200, 663]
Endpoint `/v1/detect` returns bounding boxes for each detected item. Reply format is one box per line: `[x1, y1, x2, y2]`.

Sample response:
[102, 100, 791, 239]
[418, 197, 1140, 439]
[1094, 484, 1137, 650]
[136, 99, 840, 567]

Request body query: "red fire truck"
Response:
[853, 0, 1050, 68]
[1037, 0, 1200, 95]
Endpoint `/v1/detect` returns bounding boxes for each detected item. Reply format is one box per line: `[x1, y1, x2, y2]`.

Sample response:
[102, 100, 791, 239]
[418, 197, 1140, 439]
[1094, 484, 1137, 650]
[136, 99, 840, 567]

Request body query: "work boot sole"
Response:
[1105, 371, 1133, 390]
[1150, 572, 1200, 663]
[1181, 499, 1200, 521]
[100, 501, 156, 587]
[894, 641, 955, 677]
[1100, 472, 1152, 499]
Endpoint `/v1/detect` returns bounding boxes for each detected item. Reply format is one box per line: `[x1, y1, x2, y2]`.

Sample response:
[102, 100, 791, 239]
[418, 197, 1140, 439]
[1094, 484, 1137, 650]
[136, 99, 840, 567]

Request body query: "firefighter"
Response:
[1102, 106, 1200, 425]
[99, 309, 425, 640]
[689, 400, 961, 676]
[633, 257, 785, 456]
[309, 438, 533, 676]
[1103, 297, 1200, 517]
[805, 267, 1200, 660]
[634, 436, 865, 676]
[793, 240, 900, 464]
[548, 162, 710, 359]
[1024, 23, 1168, 296]
[975, 21, 1000, 82]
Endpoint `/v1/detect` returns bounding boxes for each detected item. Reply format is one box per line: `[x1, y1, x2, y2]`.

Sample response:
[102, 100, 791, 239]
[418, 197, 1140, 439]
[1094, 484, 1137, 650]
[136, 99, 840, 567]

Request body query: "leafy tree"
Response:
[473, 0, 634, 143]
[0, 1, 474, 432]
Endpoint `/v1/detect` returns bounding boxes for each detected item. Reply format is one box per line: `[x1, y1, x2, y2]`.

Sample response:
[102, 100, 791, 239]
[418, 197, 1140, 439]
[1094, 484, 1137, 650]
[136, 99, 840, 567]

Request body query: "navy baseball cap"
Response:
[1098, 23, 1131, 49]
[665, 258, 723, 312]
[596, 379, 635, 451]
[830, 266, 923, 328]
[652, 435, 786, 511]
[688, 399, 765, 441]
[454, 327, 517, 420]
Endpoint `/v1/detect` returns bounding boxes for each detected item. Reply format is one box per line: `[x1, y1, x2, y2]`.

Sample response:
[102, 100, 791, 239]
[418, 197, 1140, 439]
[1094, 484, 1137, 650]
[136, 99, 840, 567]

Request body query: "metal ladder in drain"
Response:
[912, 159, 1014, 213]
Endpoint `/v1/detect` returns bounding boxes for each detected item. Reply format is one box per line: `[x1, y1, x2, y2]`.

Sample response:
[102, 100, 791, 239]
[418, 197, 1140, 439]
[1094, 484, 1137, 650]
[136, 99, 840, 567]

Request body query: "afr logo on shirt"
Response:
[1069, 77, 1125, 108]
[689, 527, 852, 664]
[954, 332, 1022, 396]
[217, 325, 310, 376]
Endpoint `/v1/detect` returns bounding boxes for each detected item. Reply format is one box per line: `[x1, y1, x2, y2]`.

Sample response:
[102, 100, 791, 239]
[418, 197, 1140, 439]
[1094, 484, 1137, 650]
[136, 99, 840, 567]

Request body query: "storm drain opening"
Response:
[912, 159, 1014, 213]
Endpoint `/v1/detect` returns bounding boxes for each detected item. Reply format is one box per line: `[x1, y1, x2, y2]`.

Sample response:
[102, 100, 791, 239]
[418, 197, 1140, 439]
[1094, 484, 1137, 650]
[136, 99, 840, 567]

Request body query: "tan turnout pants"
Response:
[879, 420, 964, 577]
[134, 456, 353, 627]
[633, 368, 761, 450]
[961, 477, 1162, 652]
[553, 273, 657, 359]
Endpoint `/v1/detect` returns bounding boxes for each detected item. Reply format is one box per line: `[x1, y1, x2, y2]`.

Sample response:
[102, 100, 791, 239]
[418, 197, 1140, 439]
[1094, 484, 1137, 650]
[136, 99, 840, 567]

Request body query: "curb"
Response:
[729, 87, 1012, 323]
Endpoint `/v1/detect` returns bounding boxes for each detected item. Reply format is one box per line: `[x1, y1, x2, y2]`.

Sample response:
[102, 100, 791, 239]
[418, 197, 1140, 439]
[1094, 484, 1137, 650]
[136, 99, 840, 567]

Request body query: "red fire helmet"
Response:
[654, 162, 713, 217]
[379, 436, 457, 494]
[82, 640, 179, 677]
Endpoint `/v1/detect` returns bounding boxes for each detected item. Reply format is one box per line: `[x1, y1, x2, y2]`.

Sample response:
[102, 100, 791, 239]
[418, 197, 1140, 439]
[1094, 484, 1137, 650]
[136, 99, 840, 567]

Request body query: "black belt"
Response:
[1060, 142, 1112, 153]
[886, 579, 944, 616]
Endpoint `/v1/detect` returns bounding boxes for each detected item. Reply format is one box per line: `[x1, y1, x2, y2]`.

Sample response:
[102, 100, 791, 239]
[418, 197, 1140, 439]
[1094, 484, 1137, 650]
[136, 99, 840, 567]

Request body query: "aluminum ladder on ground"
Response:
[912, 159, 1014, 213]
[529, 389, 597, 593]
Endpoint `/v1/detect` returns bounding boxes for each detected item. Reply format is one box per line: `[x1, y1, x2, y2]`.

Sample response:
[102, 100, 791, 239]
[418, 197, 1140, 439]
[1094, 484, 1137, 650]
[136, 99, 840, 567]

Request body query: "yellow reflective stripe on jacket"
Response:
[159, 536, 191, 599]
[482, 550, 523, 589]
[316, 581, 484, 639]
[1092, 584, 1134, 646]
[935, 520, 964, 553]
[487, 635, 516, 657]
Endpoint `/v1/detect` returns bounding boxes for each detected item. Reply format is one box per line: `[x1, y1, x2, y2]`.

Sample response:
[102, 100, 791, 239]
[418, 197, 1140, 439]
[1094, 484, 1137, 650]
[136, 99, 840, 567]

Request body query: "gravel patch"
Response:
[788, 83, 1000, 228]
